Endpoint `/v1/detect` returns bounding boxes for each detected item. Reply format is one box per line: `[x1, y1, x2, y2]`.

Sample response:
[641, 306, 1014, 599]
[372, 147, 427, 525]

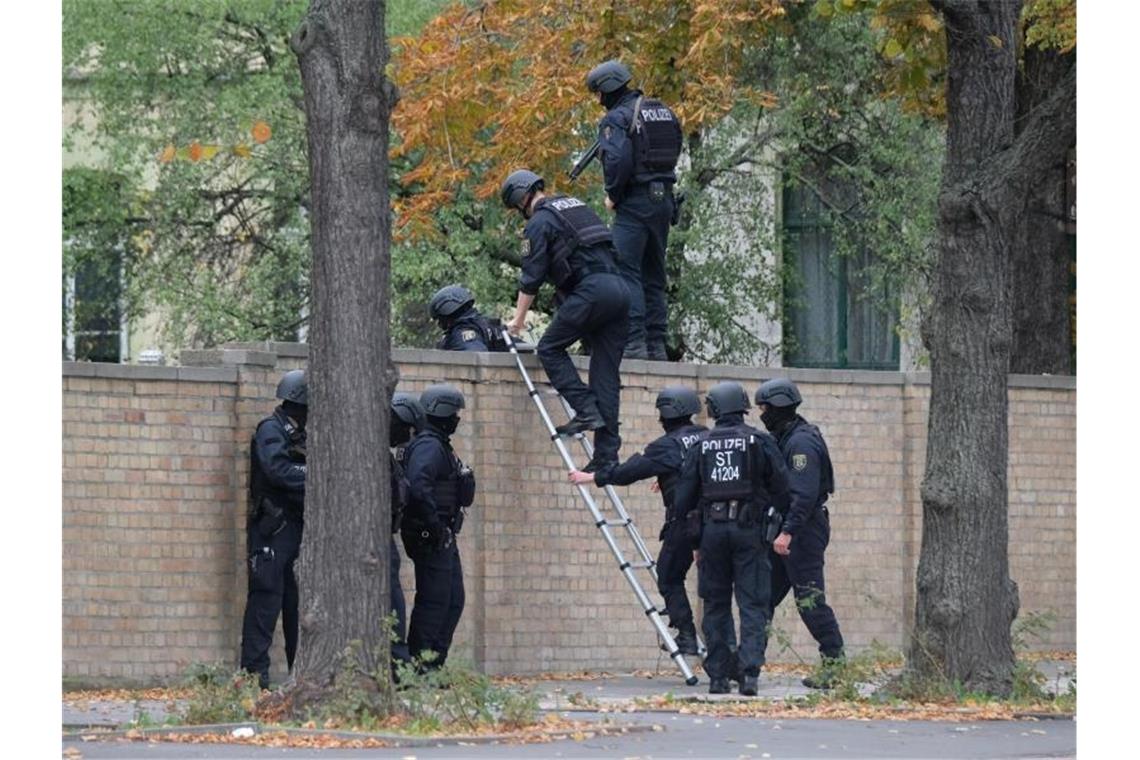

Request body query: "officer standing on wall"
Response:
[585, 59, 682, 361]
[400, 384, 476, 668]
[428, 285, 511, 352]
[756, 378, 845, 688]
[240, 369, 308, 689]
[568, 387, 706, 654]
[501, 168, 631, 472]
[673, 382, 790, 695]
[388, 391, 425, 668]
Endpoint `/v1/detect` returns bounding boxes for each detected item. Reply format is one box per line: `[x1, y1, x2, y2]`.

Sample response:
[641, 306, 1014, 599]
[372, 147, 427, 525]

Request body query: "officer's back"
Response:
[674, 381, 789, 696]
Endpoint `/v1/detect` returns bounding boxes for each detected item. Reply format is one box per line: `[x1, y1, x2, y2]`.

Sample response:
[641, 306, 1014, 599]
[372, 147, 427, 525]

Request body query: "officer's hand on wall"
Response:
[604, 194, 615, 212]
[773, 532, 792, 556]
[649, 481, 661, 493]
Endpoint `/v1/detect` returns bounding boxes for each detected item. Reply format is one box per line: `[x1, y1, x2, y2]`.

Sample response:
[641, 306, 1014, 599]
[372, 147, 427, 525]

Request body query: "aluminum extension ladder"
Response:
[503, 330, 700, 685]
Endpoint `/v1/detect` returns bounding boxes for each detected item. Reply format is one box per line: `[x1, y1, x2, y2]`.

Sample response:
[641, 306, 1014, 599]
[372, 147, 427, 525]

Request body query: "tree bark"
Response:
[1010, 48, 1075, 375]
[290, 0, 396, 694]
[913, 0, 1073, 695]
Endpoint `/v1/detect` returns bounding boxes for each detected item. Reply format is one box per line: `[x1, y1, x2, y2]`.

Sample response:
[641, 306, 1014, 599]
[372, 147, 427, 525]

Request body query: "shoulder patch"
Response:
[461, 329, 478, 342]
[603, 125, 612, 140]
[792, 453, 808, 471]
[520, 238, 531, 257]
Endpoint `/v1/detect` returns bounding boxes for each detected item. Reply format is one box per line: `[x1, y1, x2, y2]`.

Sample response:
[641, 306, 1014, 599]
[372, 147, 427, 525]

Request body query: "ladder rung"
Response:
[596, 518, 632, 528]
[627, 560, 655, 570]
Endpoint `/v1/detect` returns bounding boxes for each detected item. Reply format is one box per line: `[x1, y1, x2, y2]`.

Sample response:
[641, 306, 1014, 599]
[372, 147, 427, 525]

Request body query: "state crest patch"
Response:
[792, 453, 808, 471]
[520, 238, 531, 257]
[461, 329, 478, 342]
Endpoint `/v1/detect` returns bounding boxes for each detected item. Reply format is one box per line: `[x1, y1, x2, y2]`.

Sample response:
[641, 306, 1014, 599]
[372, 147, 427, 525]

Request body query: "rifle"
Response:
[567, 138, 600, 181]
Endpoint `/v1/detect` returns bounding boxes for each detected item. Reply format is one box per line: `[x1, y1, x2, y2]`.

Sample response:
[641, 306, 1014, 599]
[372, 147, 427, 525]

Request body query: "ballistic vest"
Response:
[536, 195, 613, 289]
[628, 97, 682, 183]
[698, 425, 759, 504]
[657, 424, 707, 513]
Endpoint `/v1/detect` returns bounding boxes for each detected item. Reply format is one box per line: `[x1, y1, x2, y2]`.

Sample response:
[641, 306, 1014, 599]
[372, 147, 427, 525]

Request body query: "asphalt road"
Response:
[63, 710, 1075, 759]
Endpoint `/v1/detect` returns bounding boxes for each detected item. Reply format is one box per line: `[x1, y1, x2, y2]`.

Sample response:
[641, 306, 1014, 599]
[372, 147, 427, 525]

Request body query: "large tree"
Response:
[289, 0, 396, 698]
[912, 0, 1075, 694]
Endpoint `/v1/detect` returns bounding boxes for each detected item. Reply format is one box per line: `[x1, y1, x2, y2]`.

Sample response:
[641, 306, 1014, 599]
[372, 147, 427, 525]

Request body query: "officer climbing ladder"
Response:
[502, 329, 700, 686]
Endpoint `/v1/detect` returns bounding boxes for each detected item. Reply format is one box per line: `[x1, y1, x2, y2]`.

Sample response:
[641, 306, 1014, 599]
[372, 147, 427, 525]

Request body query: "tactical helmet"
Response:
[586, 60, 632, 94]
[420, 383, 466, 418]
[429, 285, 476, 320]
[655, 386, 701, 420]
[756, 378, 802, 409]
[500, 169, 545, 210]
[391, 391, 426, 431]
[276, 369, 307, 406]
[704, 381, 750, 418]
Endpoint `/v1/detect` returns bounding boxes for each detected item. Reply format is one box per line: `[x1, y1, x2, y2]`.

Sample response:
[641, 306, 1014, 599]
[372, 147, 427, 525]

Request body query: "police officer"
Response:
[673, 382, 790, 695]
[568, 387, 706, 654]
[429, 285, 510, 352]
[389, 391, 425, 667]
[585, 59, 683, 361]
[240, 369, 308, 689]
[501, 168, 631, 472]
[756, 378, 845, 688]
[400, 384, 476, 668]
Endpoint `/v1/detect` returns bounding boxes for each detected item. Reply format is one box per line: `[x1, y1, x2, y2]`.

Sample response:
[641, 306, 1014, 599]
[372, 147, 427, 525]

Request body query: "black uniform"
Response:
[598, 90, 682, 359]
[520, 195, 631, 464]
[399, 424, 475, 667]
[767, 416, 844, 658]
[673, 414, 789, 682]
[389, 449, 410, 665]
[437, 308, 511, 352]
[595, 422, 706, 636]
[240, 407, 306, 687]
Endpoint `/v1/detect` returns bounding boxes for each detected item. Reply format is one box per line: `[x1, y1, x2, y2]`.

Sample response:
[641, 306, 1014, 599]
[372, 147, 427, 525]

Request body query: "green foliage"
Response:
[670, 6, 941, 363]
[180, 662, 261, 725]
[393, 655, 539, 733]
[62, 0, 452, 351]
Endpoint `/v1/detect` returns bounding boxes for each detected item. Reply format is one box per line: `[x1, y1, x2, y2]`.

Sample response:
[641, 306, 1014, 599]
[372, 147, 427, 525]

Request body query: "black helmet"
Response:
[500, 169, 544, 210]
[391, 391, 426, 430]
[429, 285, 475, 320]
[756, 378, 802, 408]
[420, 383, 466, 417]
[586, 60, 632, 94]
[705, 381, 750, 418]
[276, 369, 307, 406]
[656, 386, 701, 420]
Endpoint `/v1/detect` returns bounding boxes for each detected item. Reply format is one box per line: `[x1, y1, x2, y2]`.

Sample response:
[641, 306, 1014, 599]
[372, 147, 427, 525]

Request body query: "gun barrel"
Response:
[568, 139, 601, 181]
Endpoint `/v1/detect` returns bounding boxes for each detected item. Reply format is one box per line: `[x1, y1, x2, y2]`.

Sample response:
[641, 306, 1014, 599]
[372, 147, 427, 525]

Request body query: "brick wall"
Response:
[62, 345, 1076, 685]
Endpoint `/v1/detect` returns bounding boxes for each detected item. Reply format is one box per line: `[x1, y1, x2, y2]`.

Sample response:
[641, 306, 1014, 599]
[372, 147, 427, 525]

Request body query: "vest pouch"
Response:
[255, 496, 287, 538]
[457, 466, 476, 507]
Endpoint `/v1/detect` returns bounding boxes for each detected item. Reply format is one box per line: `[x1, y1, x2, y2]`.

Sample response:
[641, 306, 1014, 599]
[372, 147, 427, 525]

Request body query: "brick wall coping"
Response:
[62, 349, 1076, 392]
[62, 362, 237, 383]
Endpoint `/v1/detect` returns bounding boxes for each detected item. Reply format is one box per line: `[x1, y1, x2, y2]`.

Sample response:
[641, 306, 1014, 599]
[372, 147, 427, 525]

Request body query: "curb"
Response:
[63, 719, 663, 747]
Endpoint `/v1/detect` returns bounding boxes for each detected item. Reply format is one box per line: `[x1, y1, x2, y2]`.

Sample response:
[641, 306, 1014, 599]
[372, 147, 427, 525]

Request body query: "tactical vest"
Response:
[628, 97, 682, 181]
[407, 435, 474, 516]
[802, 421, 836, 499]
[537, 195, 613, 290]
[248, 413, 306, 518]
[698, 425, 758, 504]
[390, 451, 409, 534]
[657, 425, 706, 512]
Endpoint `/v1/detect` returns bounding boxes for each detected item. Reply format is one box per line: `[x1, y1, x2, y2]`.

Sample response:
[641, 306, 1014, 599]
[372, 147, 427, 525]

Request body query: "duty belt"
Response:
[705, 500, 747, 522]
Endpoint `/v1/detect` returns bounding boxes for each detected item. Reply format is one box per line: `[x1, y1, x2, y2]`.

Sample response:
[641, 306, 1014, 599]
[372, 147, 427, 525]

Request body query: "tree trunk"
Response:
[913, 0, 1074, 695]
[290, 0, 396, 694]
[1010, 48, 1075, 375]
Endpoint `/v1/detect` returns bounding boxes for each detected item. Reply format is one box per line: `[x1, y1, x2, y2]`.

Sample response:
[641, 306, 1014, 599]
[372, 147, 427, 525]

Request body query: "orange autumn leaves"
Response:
[159, 120, 272, 164]
[389, 0, 785, 235]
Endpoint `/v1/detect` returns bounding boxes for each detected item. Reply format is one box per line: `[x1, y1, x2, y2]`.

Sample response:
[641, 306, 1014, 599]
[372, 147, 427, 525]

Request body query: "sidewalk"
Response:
[63, 661, 1076, 759]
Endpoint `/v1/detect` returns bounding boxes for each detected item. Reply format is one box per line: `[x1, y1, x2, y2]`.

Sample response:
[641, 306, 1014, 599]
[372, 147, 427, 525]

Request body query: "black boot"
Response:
[739, 675, 758, 696]
[555, 411, 605, 437]
[673, 628, 699, 656]
[708, 677, 731, 695]
[802, 652, 845, 690]
[623, 339, 649, 360]
[647, 341, 668, 361]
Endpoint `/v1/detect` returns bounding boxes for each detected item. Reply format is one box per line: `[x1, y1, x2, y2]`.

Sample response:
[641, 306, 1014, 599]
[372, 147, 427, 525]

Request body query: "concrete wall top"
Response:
[63, 345, 1077, 392]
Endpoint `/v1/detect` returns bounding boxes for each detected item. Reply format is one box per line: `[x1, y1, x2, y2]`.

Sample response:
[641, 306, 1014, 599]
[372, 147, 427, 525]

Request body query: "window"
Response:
[781, 176, 899, 370]
[63, 245, 126, 363]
